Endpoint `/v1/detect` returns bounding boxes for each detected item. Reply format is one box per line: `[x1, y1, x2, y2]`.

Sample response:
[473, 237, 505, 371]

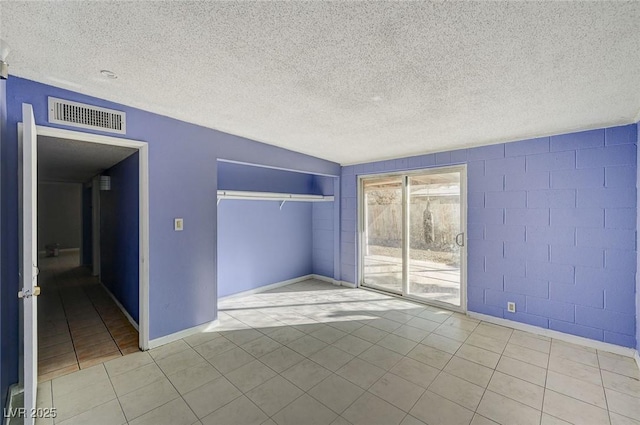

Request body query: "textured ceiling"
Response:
[38, 136, 136, 183]
[3, 2, 640, 164]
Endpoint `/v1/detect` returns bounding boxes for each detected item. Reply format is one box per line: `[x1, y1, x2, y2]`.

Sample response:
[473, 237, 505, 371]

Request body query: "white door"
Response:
[19, 103, 39, 425]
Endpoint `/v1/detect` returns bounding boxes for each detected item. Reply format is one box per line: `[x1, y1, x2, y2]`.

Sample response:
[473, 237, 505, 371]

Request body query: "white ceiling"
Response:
[3, 2, 640, 164]
[38, 136, 136, 183]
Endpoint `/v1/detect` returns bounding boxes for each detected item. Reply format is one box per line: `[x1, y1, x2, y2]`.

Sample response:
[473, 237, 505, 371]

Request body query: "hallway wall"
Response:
[81, 185, 92, 266]
[38, 182, 82, 251]
[100, 153, 139, 323]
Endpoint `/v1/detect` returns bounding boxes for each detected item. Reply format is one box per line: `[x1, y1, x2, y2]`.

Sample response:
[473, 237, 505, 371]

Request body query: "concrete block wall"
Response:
[341, 124, 637, 348]
[312, 201, 335, 278]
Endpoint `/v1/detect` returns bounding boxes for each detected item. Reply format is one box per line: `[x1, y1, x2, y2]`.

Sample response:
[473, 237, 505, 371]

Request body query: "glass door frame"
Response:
[357, 164, 468, 313]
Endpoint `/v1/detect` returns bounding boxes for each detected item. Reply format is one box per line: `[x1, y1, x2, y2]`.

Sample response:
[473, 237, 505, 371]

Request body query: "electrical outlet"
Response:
[174, 218, 184, 231]
[507, 302, 516, 313]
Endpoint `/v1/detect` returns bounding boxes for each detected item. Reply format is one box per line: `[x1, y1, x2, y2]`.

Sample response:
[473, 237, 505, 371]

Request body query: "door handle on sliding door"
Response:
[455, 233, 465, 247]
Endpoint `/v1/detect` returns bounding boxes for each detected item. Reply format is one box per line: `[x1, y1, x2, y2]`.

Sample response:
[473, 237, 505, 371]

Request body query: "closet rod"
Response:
[217, 190, 334, 202]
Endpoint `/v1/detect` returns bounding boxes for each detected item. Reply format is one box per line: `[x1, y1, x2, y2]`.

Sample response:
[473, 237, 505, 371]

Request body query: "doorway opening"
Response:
[359, 166, 467, 311]
[36, 134, 141, 380]
[18, 107, 150, 422]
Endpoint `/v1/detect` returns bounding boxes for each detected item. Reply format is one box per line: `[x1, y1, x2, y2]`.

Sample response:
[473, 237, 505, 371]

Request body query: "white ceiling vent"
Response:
[48, 97, 126, 134]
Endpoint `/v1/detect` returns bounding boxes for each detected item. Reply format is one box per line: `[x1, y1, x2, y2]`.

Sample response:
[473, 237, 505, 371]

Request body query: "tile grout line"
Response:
[38, 288, 80, 380]
[226, 313, 349, 423]
[55, 286, 81, 376]
[102, 363, 130, 425]
[218, 299, 397, 423]
[38, 258, 140, 381]
[540, 336, 550, 425]
[192, 333, 280, 422]
[218, 320, 322, 422]
[540, 332, 553, 425]
[41, 280, 640, 425]
[417, 321, 473, 414]
[83, 285, 132, 357]
[596, 350, 613, 425]
[466, 325, 510, 420]
[147, 346, 204, 424]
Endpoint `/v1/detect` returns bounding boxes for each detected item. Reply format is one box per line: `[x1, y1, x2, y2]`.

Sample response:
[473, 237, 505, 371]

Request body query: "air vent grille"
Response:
[48, 97, 126, 134]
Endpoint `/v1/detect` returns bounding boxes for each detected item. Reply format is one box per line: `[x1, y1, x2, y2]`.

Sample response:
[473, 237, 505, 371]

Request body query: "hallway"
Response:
[37, 251, 140, 382]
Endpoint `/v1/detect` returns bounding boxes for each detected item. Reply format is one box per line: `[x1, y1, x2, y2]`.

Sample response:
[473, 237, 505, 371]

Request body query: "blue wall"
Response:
[218, 161, 319, 194]
[312, 175, 336, 196]
[341, 124, 638, 348]
[310, 176, 338, 279]
[217, 162, 337, 295]
[637, 123, 640, 353]
[217, 161, 338, 289]
[100, 153, 139, 322]
[0, 78, 12, 410]
[1, 77, 339, 363]
[312, 201, 334, 278]
[217, 200, 312, 297]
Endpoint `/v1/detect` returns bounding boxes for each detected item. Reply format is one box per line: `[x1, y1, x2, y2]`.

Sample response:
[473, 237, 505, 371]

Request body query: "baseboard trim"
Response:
[151, 275, 344, 349]
[634, 350, 640, 372]
[219, 275, 352, 302]
[468, 312, 637, 358]
[219, 274, 320, 301]
[311, 274, 334, 284]
[4, 384, 23, 425]
[310, 274, 350, 287]
[99, 282, 139, 331]
[59, 247, 80, 252]
[149, 319, 220, 349]
[310, 275, 357, 288]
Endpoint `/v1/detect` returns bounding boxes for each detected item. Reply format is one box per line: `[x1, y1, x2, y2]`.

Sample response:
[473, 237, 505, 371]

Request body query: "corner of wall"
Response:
[636, 120, 639, 354]
[100, 153, 140, 323]
[0, 76, 7, 411]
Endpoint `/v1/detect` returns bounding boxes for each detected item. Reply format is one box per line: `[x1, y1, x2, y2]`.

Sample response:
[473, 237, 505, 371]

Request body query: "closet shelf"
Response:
[217, 190, 334, 203]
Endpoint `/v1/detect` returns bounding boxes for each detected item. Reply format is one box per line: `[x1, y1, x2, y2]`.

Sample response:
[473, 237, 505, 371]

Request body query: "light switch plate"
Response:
[174, 218, 184, 231]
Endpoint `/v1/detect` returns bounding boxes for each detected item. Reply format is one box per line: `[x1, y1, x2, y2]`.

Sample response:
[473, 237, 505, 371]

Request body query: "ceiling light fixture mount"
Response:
[100, 69, 118, 79]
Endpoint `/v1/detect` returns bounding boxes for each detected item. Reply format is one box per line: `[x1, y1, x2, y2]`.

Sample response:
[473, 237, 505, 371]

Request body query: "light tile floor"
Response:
[31, 279, 640, 425]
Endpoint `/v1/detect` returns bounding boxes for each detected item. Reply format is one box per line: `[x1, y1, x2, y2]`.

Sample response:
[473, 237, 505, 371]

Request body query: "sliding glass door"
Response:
[361, 176, 404, 294]
[407, 172, 463, 307]
[360, 166, 466, 310]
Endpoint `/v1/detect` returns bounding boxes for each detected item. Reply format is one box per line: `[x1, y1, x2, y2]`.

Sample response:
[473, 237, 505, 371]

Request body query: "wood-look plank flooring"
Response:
[37, 251, 139, 382]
